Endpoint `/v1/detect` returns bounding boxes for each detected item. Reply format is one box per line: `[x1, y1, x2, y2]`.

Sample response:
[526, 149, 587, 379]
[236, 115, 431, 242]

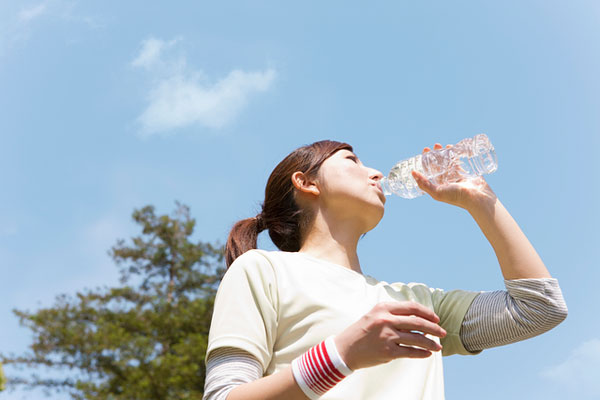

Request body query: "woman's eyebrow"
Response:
[347, 152, 363, 164]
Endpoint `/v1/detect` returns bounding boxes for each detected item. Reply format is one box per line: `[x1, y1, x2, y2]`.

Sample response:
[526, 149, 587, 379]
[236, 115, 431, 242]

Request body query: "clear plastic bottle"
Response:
[380, 133, 498, 199]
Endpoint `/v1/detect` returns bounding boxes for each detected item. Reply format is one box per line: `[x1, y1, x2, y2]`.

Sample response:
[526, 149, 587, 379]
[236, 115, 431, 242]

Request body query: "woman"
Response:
[203, 140, 567, 400]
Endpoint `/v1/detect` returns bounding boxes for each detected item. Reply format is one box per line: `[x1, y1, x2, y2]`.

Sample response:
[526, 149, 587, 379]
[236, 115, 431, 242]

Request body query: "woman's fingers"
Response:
[412, 170, 433, 193]
[393, 330, 443, 352]
[380, 302, 446, 338]
[393, 316, 446, 338]
[383, 301, 440, 324]
[423, 143, 451, 153]
[394, 346, 432, 359]
[340, 301, 448, 369]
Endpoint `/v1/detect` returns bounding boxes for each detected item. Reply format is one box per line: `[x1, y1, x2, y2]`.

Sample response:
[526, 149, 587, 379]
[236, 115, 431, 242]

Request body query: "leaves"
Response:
[1, 202, 224, 399]
[0, 362, 4, 391]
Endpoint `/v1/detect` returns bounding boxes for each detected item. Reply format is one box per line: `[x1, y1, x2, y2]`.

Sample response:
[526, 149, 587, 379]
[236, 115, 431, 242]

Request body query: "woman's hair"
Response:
[225, 140, 353, 267]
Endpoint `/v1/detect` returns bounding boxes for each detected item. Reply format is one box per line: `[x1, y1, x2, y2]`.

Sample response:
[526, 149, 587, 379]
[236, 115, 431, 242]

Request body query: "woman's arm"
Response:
[203, 348, 308, 400]
[203, 348, 267, 400]
[412, 142, 566, 350]
[460, 278, 567, 352]
[413, 175, 550, 279]
[467, 198, 550, 279]
[412, 143, 552, 280]
[226, 366, 307, 400]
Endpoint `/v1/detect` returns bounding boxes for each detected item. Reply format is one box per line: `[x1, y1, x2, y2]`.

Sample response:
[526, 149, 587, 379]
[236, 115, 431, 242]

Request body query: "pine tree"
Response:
[1, 203, 225, 399]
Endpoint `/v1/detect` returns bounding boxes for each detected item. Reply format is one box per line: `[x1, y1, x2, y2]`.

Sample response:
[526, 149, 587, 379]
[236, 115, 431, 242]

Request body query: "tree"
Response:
[1, 202, 225, 399]
[0, 362, 5, 391]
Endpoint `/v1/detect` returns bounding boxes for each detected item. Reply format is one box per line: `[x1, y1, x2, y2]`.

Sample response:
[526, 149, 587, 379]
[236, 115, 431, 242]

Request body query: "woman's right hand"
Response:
[334, 301, 447, 370]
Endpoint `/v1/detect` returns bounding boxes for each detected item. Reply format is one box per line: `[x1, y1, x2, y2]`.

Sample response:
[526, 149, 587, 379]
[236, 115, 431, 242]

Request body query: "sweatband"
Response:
[291, 336, 353, 399]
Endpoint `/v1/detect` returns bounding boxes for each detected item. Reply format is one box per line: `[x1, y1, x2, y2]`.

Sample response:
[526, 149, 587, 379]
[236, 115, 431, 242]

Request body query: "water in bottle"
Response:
[380, 134, 498, 199]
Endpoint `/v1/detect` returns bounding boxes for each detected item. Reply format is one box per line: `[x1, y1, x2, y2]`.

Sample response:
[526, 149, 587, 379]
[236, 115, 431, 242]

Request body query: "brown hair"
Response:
[225, 140, 353, 267]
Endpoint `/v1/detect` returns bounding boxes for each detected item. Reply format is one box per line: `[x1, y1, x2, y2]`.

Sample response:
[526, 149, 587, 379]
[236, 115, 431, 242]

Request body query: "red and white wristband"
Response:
[291, 336, 353, 399]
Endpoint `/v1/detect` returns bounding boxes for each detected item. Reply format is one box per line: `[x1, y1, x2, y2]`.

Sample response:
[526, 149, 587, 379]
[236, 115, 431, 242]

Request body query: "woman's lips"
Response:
[371, 183, 385, 202]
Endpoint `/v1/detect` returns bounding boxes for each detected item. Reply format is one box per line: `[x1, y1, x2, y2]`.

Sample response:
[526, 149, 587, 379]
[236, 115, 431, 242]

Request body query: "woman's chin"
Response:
[363, 205, 384, 232]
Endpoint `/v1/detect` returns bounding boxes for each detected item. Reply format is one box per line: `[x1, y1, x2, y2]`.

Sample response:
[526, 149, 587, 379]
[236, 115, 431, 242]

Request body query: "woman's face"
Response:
[315, 149, 385, 232]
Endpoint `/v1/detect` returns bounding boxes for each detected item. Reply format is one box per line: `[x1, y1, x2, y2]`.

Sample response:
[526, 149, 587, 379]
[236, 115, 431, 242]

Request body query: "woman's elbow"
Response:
[536, 296, 568, 333]
[549, 298, 568, 327]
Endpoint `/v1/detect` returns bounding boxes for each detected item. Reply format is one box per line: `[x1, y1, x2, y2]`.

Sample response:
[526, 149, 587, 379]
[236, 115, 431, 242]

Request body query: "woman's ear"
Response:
[291, 171, 320, 196]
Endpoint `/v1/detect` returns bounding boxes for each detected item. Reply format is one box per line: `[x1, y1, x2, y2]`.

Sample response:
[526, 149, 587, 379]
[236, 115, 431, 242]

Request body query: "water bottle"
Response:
[380, 134, 498, 199]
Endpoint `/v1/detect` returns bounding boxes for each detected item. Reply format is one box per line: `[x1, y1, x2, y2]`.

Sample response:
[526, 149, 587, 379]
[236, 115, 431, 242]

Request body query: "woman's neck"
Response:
[298, 214, 363, 274]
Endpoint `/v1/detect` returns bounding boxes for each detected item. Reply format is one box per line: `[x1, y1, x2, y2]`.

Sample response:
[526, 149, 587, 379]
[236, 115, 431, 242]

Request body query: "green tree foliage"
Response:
[1, 203, 225, 399]
[0, 362, 5, 391]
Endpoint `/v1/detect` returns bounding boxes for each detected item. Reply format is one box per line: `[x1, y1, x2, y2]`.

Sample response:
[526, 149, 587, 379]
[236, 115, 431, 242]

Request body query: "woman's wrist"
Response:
[465, 194, 497, 217]
[291, 336, 353, 399]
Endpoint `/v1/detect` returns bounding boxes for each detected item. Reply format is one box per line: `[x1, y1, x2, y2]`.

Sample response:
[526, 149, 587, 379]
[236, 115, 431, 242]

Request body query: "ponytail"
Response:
[225, 214, 266, 268]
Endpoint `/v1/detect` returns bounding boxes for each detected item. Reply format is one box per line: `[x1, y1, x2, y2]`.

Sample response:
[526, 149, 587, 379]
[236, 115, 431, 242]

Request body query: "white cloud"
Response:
[16, 0, 99, 27]
[138, 68, 276, 133]
[131, 37, 276, 135]
[18, 2, 48, 23]
[1, 0, 103, 57]
[540, 338, 600, 397]
[131, 37, 180, 70]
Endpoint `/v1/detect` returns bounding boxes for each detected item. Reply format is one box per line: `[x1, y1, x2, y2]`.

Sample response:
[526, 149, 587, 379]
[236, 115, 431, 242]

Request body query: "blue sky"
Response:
[1, 1, 599, 399]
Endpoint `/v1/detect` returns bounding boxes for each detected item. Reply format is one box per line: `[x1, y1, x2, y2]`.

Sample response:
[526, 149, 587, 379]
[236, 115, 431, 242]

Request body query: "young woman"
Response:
[203, 140, 567, 400]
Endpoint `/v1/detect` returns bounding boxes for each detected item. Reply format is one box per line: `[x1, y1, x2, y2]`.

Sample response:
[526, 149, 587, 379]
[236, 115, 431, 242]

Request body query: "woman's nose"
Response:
[369, 168, 384, 181]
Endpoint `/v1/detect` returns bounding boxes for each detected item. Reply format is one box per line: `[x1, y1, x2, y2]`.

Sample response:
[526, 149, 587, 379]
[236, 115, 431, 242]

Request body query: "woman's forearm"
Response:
[227, 366, 308, 400]
[468, 198, 551, 280]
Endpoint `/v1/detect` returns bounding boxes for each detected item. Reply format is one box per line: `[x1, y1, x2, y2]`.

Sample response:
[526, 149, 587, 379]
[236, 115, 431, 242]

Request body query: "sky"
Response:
[1, 0, 599, 399]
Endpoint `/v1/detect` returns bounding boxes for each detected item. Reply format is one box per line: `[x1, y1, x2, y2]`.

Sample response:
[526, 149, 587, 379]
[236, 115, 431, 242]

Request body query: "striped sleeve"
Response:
[203, 347, 263, 400]
[460, 278, 568, 353]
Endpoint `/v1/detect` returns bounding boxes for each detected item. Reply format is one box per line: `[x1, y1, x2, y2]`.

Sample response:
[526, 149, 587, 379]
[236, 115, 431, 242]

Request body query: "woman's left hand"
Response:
[411, 143, 498, 211]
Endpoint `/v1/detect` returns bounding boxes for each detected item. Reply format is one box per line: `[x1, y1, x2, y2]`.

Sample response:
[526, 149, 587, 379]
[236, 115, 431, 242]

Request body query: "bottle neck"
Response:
[380, 177, 392, 196]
